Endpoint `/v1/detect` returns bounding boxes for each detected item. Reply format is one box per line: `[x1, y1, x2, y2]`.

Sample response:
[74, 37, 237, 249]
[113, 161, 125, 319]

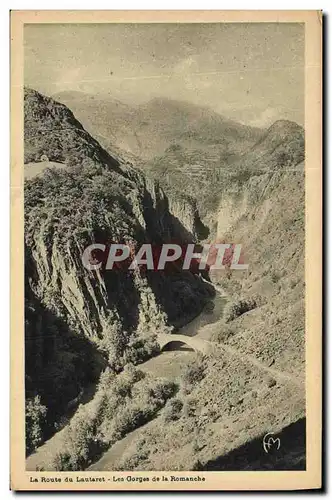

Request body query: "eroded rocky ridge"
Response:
[24, 89, 212, 438]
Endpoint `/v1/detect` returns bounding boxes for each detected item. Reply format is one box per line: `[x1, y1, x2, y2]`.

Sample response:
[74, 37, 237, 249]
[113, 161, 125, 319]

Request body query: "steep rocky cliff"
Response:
[24, 89, 212, 447]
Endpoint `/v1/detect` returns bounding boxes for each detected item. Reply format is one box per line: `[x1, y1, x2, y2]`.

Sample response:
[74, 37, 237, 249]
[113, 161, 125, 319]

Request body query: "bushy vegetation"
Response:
[51, 366, 177, 470]
[182, 396, 198, 418]
[181, 355, 206, 394]
[212, 325, 236, 343]
[24, 88, 118, 169]
[223, 296, 261, 323]
[163, 398, 183, 422]
[99, 317, 160, 372]
[24, 162, 137, 250]
[271, 270, 282, 283]
[25, 396, 47, 455]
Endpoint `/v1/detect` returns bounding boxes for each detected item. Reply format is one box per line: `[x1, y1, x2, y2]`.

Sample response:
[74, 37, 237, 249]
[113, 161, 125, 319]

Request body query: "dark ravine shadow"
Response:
[92, 179, 213, 333]
[25, 285, 107, 455]
[103, 268, 141, 332]
[139, 181, 214, 328]
[199, 418, 306, 471]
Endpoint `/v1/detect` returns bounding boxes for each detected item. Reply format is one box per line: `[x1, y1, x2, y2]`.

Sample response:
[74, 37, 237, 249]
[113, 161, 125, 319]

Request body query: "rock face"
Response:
[167, 194, 210, 242]
[213, 119, 304, 238]
[24, 88, 212, 432]
[209, 119, 305, 380]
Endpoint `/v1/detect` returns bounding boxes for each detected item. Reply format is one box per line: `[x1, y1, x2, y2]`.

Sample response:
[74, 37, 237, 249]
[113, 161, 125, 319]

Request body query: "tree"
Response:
[26, 395, 47, 454]
[100, 317, 128, 371]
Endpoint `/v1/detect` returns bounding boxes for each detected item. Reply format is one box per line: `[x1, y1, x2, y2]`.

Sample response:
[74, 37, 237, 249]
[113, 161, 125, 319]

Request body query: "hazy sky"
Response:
[24, 23, 304, 127]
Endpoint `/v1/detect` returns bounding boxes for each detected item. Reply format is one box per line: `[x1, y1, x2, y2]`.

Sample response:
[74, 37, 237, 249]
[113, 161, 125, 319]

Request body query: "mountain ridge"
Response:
[51, 90, 264, 161]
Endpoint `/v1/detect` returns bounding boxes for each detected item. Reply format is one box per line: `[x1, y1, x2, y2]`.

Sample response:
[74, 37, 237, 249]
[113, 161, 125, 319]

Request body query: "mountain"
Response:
[234, 119, 305, 173]
[146, 118, 304, 227]
[51, 91, 268, 222]
[24, 88, 213, 454]
[52, 92, 263, 161]
[96, 124, 306, 472]
[24, 88, 120, 169]
[24, 89, 305, 473]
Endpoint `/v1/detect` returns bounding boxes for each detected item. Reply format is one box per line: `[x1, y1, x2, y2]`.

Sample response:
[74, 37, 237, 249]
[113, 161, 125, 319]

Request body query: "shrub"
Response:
[166, 143, 182, 153]
[123, 335, 160, 367]
[99, 318, 128, 371]
[57, 372, 176, 470]
[271, 270, 281, 283]
[63, 407, 98, 470]
[212, 326, 235, 343]
[65, 155, 80, 167]
[181, 357, 205, 393]
[183, 397, 197, 418]
[163, 398, 183, 422]
[116, 437, 150, 471]
[25, 395, 47, 454]
[97, 367, 116, 392]
[122, 363, 145, 383]
[51, 452, 73, 471]
[148, 380, 177, 405]
[223, 296, 261, 323]
[192, 460, 204, 470]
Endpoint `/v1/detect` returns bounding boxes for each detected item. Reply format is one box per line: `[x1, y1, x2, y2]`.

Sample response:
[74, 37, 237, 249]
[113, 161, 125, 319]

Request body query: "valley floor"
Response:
[26, 286, 305, 472]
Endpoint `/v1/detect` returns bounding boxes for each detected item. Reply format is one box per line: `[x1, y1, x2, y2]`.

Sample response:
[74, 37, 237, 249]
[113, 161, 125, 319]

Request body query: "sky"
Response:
[24, 23, 304, 127]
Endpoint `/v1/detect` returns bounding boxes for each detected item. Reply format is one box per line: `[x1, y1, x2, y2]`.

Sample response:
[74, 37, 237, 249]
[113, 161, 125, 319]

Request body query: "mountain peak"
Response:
[24, 87, 120, 171]
[267, 119, 304, 136]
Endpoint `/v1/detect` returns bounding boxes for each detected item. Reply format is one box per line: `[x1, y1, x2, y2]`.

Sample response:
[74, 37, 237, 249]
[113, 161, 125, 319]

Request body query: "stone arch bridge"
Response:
[157, 333, 213, 355]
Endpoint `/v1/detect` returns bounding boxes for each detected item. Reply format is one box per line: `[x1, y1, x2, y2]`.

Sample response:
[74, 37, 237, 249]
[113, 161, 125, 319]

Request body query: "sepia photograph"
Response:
[10, 10, 322, 491]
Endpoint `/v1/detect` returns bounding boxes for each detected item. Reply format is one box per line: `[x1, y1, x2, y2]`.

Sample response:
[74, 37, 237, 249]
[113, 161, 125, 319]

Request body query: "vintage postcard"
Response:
[10, 10, 322, 491]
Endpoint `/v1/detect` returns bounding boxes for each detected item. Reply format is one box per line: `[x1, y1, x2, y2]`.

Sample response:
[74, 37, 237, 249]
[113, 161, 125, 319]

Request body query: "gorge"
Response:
[24, 88, 305, 472]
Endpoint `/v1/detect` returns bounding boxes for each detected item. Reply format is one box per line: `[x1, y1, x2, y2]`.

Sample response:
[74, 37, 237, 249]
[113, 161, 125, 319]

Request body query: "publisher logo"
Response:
[262, 433, 281, 454]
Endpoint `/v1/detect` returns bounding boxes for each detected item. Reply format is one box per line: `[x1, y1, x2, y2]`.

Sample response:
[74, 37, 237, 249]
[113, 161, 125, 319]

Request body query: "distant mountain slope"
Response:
[53, 91, 263, 161]
[146, 118, 304, 224]
[235, 119, 305, 172]
[51, 91, 304, 228]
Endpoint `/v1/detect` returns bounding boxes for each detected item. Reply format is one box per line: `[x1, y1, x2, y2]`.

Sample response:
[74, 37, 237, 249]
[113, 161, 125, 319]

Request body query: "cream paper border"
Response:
[10, 10, 322, 491]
